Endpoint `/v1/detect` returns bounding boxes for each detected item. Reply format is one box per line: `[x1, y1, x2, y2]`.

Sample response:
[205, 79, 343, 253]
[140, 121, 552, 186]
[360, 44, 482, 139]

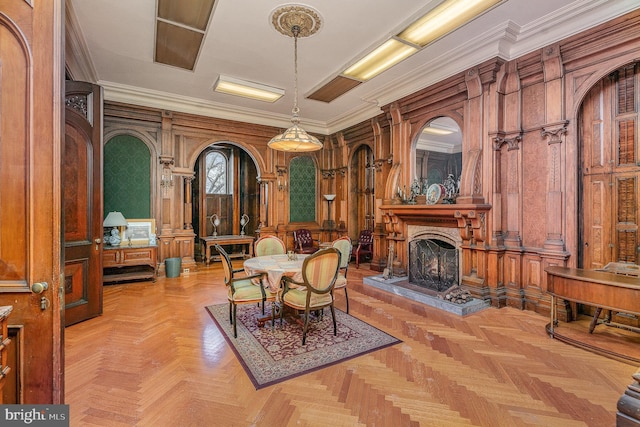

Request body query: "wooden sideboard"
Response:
[103, 245, 158, 284]
[0, 306, 12, 404]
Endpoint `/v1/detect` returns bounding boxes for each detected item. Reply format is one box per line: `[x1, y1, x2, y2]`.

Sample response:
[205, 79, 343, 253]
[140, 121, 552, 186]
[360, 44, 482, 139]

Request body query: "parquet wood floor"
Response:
[65, 261, 639, 426]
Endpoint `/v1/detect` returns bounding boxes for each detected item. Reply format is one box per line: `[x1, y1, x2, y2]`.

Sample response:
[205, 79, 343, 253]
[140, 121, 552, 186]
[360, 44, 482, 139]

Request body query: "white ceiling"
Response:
[67, 0, 639, 135]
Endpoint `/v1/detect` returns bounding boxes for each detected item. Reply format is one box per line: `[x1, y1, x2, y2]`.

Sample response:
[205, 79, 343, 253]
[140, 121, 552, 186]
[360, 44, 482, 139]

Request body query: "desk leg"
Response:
[205, 243, 211, 266]
[549, 295, 556, 336]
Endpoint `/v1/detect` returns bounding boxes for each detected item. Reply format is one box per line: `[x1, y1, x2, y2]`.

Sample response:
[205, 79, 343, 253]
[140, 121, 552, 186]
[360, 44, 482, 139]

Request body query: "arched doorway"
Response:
[193, 143, 259, 260]
[579, 63, 640, 269]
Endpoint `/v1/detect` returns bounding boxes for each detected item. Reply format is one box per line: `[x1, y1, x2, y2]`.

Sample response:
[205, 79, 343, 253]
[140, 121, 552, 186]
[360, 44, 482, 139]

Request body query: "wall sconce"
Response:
[161, 172, 174, 188]
[277, 178, 288, 192]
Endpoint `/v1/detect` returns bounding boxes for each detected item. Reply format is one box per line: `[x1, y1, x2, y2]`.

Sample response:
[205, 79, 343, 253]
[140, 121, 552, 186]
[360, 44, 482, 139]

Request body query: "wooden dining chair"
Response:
[331, 236, 352, 313]
[215, 244, 275, 338]
[254, 235, 286, 257]
[280, 247, 341, 345]
[355, 229, 373, 268]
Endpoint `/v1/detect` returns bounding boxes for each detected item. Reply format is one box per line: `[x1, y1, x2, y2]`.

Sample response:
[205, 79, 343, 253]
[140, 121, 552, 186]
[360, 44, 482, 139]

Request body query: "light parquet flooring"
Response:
[64, 261, 638, 426]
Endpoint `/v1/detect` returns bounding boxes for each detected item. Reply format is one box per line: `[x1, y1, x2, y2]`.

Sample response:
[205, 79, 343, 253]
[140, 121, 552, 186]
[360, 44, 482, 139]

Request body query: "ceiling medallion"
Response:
[271, 4, 322, 38]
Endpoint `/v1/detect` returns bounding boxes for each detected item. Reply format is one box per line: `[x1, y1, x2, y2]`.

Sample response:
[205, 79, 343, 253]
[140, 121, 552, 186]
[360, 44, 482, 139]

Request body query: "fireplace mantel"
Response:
[380, 203, 491, 241]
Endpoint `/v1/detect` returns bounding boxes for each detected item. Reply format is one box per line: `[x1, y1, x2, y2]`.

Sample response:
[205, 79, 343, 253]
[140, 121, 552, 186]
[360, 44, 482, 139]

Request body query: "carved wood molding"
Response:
[380, 204, 491, 243]
[541, 121, 569, 144]
[159, 156, 174, 167]
[493, 132, 522, 151]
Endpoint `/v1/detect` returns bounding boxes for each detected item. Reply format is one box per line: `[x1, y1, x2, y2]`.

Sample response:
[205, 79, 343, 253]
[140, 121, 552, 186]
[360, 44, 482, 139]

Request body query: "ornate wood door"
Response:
[0, 0, 64, 402]
[64, 81, 103, 326]
[580, 64, 640, 269]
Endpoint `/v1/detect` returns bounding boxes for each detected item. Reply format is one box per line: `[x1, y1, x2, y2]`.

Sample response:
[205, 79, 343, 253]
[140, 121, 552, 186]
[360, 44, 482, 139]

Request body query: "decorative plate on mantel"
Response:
[426, 184, 444, 205]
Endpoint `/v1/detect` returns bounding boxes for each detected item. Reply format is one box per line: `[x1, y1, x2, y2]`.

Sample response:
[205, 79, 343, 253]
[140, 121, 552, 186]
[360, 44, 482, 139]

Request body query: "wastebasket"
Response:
[165, 257, 181, 278]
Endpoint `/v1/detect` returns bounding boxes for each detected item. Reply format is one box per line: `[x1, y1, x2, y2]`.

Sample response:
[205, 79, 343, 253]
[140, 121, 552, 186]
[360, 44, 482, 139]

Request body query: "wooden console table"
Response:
[201, 235, 254, 265]
[103, 245, 158, 283]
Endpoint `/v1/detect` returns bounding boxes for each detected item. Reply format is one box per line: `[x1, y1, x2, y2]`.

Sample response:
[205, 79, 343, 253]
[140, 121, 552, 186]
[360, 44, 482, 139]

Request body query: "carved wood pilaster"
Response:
[183, 176, 193, 229]
[542, 121, 569, 249]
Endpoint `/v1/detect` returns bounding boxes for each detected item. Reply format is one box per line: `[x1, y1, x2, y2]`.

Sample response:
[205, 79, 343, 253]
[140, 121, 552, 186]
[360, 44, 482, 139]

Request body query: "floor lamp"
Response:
[324, 194, 336, 241]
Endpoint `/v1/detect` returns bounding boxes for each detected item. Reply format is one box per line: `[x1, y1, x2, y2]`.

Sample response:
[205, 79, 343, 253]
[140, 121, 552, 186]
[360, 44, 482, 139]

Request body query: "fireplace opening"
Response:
[409, 238, 459, 292]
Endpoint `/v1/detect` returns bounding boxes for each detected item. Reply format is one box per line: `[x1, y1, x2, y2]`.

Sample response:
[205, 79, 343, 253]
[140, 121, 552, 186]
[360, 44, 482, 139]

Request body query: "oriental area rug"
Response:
[206, 303, 401, 389]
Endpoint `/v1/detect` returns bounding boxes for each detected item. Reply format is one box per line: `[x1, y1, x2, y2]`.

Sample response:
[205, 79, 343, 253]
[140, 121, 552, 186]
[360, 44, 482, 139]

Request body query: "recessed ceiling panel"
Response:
[155, 21, 204, 70]
[307, 76, 362, 103]
[157, 0, 215, 31]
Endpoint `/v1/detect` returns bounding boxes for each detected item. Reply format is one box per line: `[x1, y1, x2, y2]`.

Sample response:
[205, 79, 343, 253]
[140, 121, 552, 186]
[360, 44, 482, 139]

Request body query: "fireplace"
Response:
[407, 225, 462, 293]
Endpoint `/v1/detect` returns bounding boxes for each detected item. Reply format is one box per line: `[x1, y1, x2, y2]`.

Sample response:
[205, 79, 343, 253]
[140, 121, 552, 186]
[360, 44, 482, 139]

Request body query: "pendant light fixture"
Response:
[268, 5, 323, 152]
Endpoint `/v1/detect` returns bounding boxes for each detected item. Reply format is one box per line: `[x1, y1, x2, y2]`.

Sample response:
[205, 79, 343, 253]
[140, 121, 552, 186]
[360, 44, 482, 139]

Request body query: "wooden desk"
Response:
[202, 235, 254, 265]
[546, 266, 640, 326]
[546, 266, 640, 361]
[103, 245, 158, 283]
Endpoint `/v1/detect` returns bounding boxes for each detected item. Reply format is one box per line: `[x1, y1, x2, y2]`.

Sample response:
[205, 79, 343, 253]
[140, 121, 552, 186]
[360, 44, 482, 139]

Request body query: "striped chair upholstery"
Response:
[280, 248, 341, 345]
[215, 244, 275, 338]
[331, 236, 352, 313]
[254, 235, 286, 257]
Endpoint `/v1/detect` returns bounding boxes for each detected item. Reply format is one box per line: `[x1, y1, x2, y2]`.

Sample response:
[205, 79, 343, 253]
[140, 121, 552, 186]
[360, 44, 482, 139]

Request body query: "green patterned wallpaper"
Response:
[289, 156, 316, 223]
[104, 135, 151, 220]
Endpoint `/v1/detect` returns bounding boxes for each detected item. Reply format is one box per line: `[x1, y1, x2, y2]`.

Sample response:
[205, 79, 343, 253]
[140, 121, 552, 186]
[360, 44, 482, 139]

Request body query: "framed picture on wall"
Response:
[124, 219, 156, 246]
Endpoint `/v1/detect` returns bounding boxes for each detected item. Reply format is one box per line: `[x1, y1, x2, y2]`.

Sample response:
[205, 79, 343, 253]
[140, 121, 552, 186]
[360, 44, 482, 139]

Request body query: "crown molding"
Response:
[101, 81, 329, 135]
[65, 0, 98, 82]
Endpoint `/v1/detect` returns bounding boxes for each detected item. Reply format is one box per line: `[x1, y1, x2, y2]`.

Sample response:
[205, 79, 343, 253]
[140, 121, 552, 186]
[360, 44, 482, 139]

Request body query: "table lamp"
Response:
[103, 211, 127, 246]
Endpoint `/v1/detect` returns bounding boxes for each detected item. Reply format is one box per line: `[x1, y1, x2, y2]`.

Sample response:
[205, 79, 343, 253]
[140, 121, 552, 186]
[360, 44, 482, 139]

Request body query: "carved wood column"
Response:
[371, 116, 392, 272]
[159, 111, 175, 241]
[183, 176, 193, 229]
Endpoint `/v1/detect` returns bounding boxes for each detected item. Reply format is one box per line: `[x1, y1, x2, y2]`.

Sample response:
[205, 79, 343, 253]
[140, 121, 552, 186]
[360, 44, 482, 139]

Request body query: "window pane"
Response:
[206, 151, 227, 194]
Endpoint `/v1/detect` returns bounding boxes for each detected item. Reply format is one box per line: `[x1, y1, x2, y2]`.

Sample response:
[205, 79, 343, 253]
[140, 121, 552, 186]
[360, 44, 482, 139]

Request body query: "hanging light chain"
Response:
[291, 25, 300, 122]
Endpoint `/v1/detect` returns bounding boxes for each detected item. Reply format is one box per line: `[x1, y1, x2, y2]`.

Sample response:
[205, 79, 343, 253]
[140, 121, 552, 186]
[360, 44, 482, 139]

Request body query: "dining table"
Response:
[243, 253, 309, 327]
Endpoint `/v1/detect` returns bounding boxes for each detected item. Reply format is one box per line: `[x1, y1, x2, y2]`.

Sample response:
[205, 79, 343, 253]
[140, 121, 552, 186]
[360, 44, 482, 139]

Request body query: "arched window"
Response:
[206, 151, 229, 194]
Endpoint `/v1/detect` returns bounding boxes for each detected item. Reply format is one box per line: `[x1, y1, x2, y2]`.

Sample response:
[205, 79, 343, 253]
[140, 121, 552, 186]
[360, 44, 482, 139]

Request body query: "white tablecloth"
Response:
[243, 254, 307, 293]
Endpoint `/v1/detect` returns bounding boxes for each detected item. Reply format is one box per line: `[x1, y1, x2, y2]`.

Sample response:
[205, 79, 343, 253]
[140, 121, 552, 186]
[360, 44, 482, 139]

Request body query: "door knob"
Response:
[31, 282, 48, 294]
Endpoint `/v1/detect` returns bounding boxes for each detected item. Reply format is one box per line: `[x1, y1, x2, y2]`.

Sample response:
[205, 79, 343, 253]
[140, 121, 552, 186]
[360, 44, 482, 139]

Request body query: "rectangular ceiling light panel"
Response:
[213, 75, 284, 103]
[398, 0, 503, 47]
[342, 38, 418, 81]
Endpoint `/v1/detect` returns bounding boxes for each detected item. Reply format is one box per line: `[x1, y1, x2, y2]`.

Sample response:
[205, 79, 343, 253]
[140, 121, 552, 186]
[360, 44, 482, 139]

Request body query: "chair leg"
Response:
[229, 302, 233, 324]
[279, 301, 285, 329]
[302, 309, 310, 345]
[356, 252, 360, 269]
[232, 304, 238, 338]
[344, 288, 349, 314]
[330, 304, 337, 336]
[271, 302, 276, 330]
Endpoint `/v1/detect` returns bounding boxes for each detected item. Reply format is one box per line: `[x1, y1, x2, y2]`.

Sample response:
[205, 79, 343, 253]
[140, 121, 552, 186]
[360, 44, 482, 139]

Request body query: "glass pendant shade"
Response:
[268, 119, 322, 152]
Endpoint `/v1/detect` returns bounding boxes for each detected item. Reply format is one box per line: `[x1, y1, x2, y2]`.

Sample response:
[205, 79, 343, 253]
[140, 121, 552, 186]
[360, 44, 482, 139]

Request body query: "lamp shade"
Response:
[324, 194, 336, 201]
[103, 211, 127, 227]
